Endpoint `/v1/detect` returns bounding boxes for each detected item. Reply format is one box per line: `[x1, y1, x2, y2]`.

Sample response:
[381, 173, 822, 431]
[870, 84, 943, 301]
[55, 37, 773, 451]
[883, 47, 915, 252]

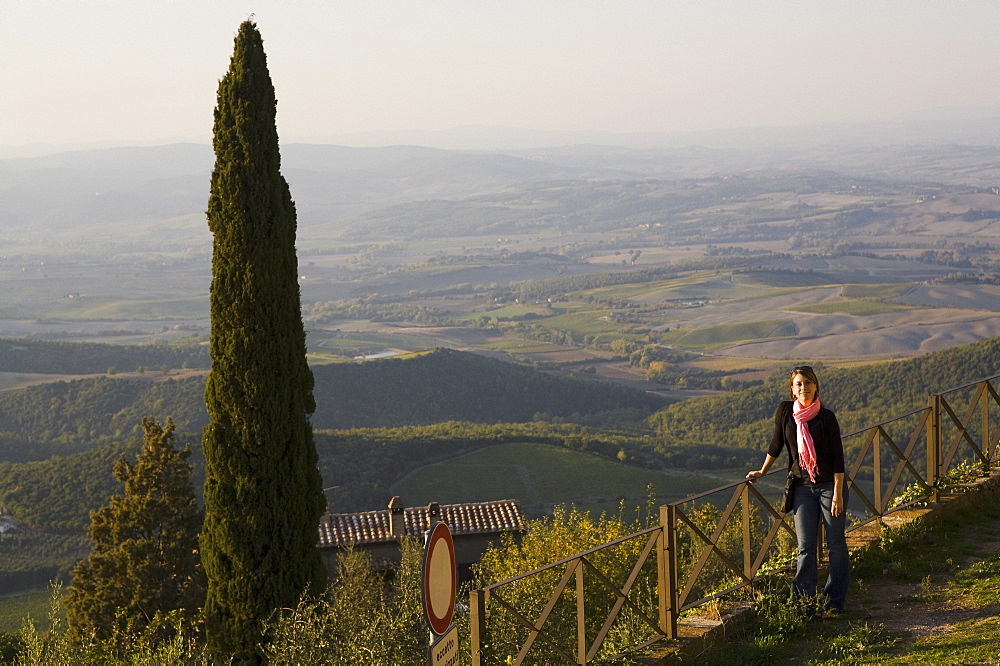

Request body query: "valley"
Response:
[1, 132, 998, 607]
[3, 145, 999, 392]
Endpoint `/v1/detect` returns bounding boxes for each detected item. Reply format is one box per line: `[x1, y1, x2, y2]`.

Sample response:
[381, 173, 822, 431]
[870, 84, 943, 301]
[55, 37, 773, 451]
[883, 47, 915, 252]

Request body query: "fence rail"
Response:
[469, 374, 1000, 665]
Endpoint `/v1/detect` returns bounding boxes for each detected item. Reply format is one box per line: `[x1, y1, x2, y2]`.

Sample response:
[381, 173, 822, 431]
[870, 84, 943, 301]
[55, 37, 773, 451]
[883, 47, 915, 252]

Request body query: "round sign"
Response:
[422, 520, 457, 635]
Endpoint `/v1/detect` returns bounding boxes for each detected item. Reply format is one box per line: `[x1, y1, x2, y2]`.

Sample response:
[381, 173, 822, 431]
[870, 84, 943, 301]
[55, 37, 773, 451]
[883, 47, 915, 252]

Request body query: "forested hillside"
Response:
[4, 338, 996, 471]
[4, 337, 997, 538]
[0, 376, 207, 461]
[0, 418, 737, 534]
[310, 348, 664, 427]
[0, 338, 208, 375]
[0, 438, 142, 533]
[0, 421, 634, 533]
[648, 336, 1000, 458]
[0, 348, 663, 463]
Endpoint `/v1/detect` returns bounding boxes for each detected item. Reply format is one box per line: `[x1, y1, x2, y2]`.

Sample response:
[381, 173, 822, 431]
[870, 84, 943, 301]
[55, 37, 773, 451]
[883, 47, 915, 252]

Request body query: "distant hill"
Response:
[0, 420, 655, 533]
[4, 337, 996, 464]
[0, 438, 140, 533]
[2, 336, 997, 534]
[0, 375, 207, 461]
[294, 111, 1000, 151]
[0, 142, 592, 238]
[309, 348, 664, 428]
[648, 336, 1000, 457]
[0, 347, 663, 461]
[0, 338, 209, 375]
[6, 130, 998, 247]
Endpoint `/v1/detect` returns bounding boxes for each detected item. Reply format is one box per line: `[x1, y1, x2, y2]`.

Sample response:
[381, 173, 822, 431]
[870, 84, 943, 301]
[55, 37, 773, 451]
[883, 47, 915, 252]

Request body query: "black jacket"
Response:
[767, 400, 845, 484]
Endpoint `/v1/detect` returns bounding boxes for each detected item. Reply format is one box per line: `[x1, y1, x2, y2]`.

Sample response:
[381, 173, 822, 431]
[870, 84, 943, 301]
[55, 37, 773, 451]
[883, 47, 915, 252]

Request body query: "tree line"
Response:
[0, 412, 770, 543]
[0, 338, 208, 375]
[0, 376, 207, 459]
[4, 336, 997, 536]
[648, 336, 1000, 462]
[0, 348, 662, 463]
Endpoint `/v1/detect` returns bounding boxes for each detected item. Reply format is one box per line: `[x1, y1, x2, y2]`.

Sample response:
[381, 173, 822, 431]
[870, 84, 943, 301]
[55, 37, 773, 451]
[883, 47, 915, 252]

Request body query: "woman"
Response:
[746, 365, 850, 617]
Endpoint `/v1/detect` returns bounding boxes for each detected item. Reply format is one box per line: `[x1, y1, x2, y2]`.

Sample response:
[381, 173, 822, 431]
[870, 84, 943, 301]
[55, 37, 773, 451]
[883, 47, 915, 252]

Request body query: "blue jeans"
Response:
[792, 481, 850, 612]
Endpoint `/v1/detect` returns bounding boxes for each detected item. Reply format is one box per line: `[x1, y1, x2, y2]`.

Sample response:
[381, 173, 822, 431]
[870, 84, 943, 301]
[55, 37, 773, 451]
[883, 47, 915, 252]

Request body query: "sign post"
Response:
[424, 520, 459, 665]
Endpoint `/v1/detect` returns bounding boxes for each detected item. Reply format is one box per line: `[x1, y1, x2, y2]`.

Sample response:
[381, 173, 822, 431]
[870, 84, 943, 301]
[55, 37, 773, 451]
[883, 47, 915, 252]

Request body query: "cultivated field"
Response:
[390, 441, 760, 518]
[2, 141, 998, 384]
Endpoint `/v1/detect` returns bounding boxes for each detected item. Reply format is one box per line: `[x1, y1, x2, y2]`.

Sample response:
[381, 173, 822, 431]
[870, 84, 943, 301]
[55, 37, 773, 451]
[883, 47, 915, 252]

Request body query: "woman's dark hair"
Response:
[789, 365, 820, 399]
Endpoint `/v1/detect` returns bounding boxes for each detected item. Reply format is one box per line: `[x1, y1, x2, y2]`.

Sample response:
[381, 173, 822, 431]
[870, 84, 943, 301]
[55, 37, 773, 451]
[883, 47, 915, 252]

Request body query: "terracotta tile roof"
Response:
[318, 499, 524, 548]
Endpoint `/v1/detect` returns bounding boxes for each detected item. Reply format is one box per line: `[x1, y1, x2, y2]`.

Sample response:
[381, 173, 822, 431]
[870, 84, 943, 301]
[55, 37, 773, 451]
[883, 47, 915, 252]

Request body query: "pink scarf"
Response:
[792, 398, 820, 482]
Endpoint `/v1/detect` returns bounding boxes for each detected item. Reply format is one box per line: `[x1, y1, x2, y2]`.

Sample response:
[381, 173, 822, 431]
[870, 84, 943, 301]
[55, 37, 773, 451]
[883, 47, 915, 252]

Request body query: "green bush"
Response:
[473, 501, 661, 663]
[10, 542, 429, 665]
[13, 585, 203, 665]
[263, 539, 426, 665]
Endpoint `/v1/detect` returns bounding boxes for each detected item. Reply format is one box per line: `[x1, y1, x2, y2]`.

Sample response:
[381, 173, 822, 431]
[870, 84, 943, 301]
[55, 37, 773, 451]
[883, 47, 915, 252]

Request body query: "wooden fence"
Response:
[469, 374, 1000, 664]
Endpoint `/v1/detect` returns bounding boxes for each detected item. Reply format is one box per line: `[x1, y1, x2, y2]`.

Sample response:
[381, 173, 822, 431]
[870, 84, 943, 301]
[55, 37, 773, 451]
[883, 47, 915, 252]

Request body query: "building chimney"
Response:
[427, 501, 441, 521]
[388, 496, 405, 539]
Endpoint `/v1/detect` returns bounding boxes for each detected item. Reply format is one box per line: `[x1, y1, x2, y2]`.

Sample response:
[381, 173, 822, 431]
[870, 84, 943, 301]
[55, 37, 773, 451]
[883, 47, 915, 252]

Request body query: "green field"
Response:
[540, 309, 624, 336]
[469, 302, 616, 334]
[466, 303, 550, 320]
[309, 330, 452, 353]
[305, 352, 352, 365]
[0, 589, 58, 634]
[480, 338, 570, 354]
[670, 319, 793, 351]
[737, 271, 836, 288]
[41, 297, 210, 321]
[841, 282, 916, 299]
[787, 299, 914, 316]
[581, 275, 705, 301]
[390, 441, 731, 517]
[588, 273, 747, 304]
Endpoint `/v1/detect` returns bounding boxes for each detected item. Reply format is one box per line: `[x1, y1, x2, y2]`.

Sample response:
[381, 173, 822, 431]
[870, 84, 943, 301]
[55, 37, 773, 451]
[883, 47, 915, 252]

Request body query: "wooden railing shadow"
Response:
[469, 374, 1000, 665]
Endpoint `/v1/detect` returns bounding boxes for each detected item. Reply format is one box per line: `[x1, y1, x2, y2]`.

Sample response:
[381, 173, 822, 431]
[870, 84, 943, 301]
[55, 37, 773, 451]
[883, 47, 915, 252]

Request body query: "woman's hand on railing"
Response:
[747, 455, 777, 484]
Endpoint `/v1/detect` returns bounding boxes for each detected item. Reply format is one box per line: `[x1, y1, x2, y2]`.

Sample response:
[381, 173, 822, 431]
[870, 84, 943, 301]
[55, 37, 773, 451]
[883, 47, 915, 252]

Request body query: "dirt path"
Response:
[858, 579, 980, 639]
[853, 514, 1000, 640]
[775, 485, 1000, 664]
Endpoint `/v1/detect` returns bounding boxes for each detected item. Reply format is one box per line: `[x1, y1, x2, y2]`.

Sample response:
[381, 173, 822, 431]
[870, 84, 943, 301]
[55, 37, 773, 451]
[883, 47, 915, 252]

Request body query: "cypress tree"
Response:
[201, 21, 326, 662]
[65, 418, 204, 643]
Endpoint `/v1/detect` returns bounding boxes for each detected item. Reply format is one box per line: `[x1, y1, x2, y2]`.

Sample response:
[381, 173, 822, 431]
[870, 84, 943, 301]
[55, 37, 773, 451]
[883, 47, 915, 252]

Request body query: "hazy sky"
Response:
[3, 0, 998, 147]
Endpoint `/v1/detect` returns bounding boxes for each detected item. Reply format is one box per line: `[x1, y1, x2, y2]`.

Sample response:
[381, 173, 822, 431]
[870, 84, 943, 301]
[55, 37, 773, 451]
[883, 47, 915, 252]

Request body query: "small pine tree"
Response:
[200, 20, 326, 662]
[65, 418, 204, 643]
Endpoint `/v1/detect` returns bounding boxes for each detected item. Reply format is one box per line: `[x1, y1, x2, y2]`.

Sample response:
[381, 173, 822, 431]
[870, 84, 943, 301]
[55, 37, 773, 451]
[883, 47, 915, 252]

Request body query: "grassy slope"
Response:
[0, 443, 743, 636]
[0, 590, 55, 634]
[688, 484, 1000, 665]
[390, 441, 732, 518]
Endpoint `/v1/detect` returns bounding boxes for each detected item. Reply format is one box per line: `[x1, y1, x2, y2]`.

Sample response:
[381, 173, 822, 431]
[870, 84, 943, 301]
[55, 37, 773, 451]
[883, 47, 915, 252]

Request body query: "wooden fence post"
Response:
[928, 394, 941, 501]
[658, 504, 678, 640]
[982, 381, 992, 473]
[469, 589, 486, 666]
[741, 483, 752, 579]
[874, 428, 883, 520]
